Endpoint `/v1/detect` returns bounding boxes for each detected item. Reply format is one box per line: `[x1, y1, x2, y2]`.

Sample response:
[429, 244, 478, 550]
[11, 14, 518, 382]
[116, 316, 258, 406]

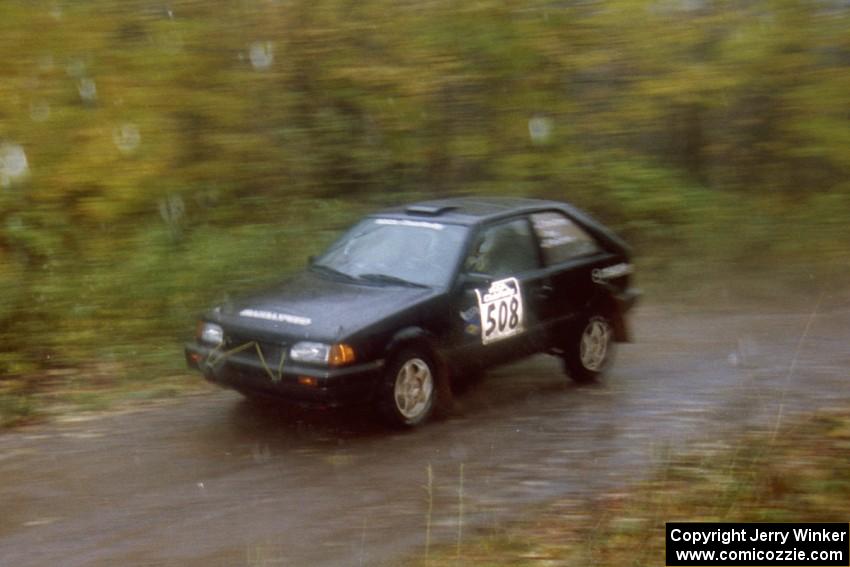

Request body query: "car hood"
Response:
[213, 271, 438, 342]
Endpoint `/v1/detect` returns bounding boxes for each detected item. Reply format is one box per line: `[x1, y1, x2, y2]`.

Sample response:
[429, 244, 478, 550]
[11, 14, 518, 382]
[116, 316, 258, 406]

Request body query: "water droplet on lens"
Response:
[0, 143, 30, 187]
[113, 123, 141, 154]
[528, 116, 552, 144]
[78, 78, 97, 102]
[249, 41, 274, 70]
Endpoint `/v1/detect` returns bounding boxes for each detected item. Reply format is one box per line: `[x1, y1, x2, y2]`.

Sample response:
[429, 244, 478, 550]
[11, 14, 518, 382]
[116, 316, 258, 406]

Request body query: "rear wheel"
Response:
[563, 314, 614, 383]
[379, 348, 437, 427]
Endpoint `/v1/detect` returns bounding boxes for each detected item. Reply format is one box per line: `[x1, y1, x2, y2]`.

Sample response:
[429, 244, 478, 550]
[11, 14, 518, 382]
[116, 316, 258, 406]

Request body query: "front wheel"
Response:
[379, 349, 437, 427]
[563, 315, 614, 383]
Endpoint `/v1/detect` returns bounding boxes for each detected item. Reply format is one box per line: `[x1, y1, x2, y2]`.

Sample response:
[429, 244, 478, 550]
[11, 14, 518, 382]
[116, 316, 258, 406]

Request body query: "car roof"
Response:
[371, 196, 633, 257]
[372, 196, 563, 226]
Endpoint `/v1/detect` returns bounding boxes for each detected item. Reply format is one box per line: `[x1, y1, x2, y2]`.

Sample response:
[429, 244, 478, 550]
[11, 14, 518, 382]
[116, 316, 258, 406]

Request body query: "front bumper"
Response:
[185, 342, 384, 407]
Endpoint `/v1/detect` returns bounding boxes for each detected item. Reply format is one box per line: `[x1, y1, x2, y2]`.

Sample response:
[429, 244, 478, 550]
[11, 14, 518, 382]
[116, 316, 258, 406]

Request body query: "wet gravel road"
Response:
[1, 296, 849, 566]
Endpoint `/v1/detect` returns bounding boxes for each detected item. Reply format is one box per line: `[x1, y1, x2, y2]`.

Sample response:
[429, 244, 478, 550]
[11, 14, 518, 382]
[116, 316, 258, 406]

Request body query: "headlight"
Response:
[197, 322, 223, 345]
[290, 342, 330, 363]
[290, 342, 356, 366]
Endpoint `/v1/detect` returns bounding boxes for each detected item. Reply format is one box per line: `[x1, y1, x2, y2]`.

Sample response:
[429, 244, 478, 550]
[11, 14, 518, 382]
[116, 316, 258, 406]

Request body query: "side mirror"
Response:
[307, 255, 316, 266]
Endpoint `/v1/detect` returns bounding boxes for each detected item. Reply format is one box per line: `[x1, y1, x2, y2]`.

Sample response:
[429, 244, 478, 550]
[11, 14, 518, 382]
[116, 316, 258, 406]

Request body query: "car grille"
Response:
[223, 331, 287, 366]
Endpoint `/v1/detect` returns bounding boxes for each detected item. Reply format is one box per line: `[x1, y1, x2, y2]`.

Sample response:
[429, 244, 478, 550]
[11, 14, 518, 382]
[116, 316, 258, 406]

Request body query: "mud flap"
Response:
[432, 350, 455, 418]
[612, 287, 641, 342]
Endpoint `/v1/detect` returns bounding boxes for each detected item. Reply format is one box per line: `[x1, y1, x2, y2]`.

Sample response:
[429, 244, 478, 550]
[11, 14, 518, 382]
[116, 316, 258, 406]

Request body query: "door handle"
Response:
[537, 284, 554, 299]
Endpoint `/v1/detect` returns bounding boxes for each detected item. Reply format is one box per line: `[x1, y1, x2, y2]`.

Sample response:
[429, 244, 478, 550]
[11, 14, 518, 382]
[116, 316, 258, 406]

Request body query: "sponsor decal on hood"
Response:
[239, 309, 312, 326]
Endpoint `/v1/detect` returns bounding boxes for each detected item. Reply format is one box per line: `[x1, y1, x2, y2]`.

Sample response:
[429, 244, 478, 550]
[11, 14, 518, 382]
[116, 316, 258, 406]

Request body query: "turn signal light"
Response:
[329, 343, 356, 366]
[297, 376, 318, 387]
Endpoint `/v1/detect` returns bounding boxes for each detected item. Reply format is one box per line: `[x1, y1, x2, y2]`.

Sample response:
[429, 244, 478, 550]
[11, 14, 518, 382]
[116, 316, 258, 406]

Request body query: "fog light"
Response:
[297, 376, 318, 387]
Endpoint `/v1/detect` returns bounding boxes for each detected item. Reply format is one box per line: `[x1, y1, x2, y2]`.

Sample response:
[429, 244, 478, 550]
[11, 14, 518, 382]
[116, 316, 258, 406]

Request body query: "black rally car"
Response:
[186, 197, 639, 426]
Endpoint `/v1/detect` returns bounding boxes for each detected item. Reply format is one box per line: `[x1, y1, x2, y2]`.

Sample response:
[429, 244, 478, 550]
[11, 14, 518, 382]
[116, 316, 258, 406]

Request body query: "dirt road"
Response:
[1, 296, 849, 566]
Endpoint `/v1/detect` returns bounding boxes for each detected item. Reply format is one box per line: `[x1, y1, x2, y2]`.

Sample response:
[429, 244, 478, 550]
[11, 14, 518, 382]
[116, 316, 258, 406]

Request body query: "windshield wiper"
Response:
[310, 264, 358, 282]
[356, 273, 428, 288]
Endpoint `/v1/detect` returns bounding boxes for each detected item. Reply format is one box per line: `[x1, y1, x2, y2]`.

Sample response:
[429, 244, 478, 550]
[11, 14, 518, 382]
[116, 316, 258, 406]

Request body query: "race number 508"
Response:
[484, 297, 520, 337]
[475, 278, 525, 345]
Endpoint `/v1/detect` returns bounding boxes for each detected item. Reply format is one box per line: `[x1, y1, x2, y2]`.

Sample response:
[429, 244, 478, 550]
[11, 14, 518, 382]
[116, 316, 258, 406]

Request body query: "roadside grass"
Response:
[409, 409, 850, 566]
[0, 347, 212, 428]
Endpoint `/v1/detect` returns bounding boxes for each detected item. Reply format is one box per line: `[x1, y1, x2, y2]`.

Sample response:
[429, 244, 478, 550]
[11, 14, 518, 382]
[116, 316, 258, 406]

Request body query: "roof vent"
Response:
[405, 203, 458, 216]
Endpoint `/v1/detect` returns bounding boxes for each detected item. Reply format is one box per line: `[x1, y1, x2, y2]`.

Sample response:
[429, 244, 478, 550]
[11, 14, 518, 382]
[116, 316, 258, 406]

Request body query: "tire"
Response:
[563, 314, 615, 383]
[379, 348, 438, 427]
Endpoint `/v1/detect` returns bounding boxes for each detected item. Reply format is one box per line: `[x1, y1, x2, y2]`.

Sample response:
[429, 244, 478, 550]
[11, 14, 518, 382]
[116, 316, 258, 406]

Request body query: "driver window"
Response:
[464, 218, 540, 277]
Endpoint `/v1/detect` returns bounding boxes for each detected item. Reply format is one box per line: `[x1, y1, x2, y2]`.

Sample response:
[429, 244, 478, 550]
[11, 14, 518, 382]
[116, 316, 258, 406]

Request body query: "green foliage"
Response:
[0, 0, 848, 388]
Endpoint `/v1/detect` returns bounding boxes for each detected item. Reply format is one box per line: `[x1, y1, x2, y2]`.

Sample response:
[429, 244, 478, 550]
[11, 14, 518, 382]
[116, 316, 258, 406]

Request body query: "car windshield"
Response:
[313, 218, 467, 288]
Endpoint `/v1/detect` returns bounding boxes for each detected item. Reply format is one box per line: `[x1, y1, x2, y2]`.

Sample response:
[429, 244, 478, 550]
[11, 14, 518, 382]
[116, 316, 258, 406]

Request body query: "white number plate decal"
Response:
[475, 277, 525, 345]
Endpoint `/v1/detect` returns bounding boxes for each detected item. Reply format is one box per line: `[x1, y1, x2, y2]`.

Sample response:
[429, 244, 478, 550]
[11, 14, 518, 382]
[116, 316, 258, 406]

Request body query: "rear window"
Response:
[531, 211, 600, 265]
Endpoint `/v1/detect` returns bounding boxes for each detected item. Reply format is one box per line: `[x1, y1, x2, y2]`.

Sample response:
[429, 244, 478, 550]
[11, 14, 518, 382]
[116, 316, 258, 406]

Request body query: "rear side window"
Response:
[465, 218, 540, 277]
[531, 212, 600, 265]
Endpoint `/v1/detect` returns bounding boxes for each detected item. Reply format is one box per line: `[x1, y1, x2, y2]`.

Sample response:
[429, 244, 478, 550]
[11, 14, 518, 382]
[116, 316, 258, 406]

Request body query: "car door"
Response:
[450, 215, 550, 367]
[529, 210, 618, 344]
